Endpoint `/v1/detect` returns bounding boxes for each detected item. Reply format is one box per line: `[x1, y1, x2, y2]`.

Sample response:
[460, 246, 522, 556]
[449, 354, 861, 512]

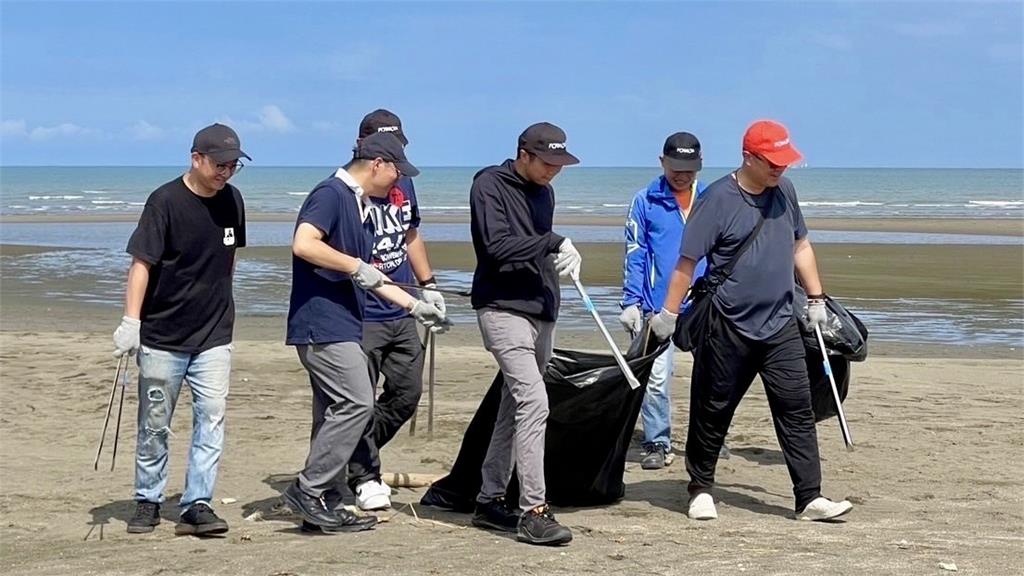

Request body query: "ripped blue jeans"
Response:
[134, 343, 231, 511]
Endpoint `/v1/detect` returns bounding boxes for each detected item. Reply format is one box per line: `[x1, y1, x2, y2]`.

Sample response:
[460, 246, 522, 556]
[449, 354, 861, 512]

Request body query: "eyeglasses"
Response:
[214, 160, 244, 175]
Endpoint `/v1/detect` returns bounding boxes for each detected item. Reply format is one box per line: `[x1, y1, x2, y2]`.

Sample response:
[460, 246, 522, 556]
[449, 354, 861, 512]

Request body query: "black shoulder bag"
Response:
[672, 211, 766, 351]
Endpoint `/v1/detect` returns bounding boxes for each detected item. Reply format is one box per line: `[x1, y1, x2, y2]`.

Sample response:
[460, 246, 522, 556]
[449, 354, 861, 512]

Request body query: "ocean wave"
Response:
[91, 200, 125, 205]
[81, 190, 112, 195]
[286, 192, 308, 196]
[28, 195, 85, 200]
[423, 205, 471, 210]
[801, 201, 885, 207]
[968, 200, 1023, 207]
[601, 203, 629, 208]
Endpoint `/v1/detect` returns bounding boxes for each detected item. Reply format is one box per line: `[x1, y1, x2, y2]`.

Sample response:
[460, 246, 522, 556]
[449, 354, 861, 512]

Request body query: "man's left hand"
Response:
[807, 298, 828, 331]
[421, 283, 447, 316]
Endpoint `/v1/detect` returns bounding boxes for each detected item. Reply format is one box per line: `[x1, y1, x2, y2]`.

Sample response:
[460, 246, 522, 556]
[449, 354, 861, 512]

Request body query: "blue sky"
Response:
[1, 1, 1021, 168]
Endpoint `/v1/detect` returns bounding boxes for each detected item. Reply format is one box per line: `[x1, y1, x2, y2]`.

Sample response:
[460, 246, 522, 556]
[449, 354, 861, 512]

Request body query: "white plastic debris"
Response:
[220, 497, 237, 505]
[939, 562, 958, 572]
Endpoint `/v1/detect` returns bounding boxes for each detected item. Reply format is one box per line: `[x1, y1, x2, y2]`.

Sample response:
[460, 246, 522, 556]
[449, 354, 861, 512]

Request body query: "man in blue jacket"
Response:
[619, 132, 707, 470]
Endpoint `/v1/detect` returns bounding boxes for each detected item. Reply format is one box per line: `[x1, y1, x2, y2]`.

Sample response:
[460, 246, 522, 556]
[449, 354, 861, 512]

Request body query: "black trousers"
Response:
[685, 307, 822, 512]
[348, 317, 425, 487]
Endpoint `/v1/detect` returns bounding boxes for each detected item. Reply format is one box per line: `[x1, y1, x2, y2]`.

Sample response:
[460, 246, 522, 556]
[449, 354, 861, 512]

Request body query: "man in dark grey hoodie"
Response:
[467, 122, 581, 547]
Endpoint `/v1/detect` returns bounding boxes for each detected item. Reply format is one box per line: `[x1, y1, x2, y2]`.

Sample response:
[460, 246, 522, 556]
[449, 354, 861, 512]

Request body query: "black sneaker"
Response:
[471, 497, 520, 532]
[517, 505, 572, 546]
[299, 507, 377, 534]
[283, 480, 375, 533]
[641, 443, 668, 470]
[175, 503, 229, 536]
[126, 501, 161, 534]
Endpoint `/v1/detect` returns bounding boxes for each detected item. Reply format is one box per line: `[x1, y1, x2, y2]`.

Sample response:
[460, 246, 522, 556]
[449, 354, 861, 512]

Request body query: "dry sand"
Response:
[1, 323, 1022, 575]
[1, 216, 1022, 574]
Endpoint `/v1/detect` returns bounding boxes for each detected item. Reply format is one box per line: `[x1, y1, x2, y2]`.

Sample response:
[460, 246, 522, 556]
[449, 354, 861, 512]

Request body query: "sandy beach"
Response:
[1, 215, 1022, 575]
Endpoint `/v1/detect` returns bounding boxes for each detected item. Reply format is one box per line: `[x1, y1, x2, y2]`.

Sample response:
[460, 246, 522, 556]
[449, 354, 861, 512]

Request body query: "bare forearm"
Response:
[662, 257, 698, 312]
[406, 229, 434, 283]
[794, 238, 824, 295]
[124, 259, 150, 319]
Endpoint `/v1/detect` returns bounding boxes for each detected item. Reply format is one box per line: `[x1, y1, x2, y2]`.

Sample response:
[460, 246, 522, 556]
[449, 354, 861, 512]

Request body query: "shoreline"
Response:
[0, 213, 1021, 237]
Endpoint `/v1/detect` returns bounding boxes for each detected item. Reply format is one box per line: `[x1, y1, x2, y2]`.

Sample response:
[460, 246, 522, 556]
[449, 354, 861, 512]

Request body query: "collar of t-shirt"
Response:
[333, 167, 371, 220]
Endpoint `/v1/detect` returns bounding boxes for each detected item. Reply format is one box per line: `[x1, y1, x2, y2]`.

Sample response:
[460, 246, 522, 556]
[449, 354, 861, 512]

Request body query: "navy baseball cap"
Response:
[662, 132, 702, 171]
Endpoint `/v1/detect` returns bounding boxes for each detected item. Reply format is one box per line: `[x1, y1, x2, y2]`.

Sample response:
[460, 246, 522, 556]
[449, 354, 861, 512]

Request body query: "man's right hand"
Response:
[618, 305, 643, 335]
[350, 261, 385, 290]
[113, 316, 141, 357]
[649, 308, 678, 342]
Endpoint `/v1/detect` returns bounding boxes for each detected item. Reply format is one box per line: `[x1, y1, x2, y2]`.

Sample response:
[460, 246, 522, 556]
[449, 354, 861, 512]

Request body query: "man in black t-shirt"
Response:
[650, 120, 853, 523]
[113, 123, 249, 537]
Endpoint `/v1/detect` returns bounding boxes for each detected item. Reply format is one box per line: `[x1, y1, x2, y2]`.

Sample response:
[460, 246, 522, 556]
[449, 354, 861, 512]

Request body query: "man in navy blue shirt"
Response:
[282, 132, 449, 534]
[650, 120, 852, 523]
[346, 110, 447, 511]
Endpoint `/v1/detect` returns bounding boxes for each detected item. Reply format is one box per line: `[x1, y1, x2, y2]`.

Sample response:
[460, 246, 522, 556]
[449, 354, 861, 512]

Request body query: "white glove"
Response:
[112, 316, 141, 358]
[807, 298, 828, 331]
[410, 300, 451, 334]
[553, 238, 582, 278]
[350, 261, 385, 290]
[619, 305, 643, 335]
[421, 283, 447, 316]
[649, 308, 678, 341]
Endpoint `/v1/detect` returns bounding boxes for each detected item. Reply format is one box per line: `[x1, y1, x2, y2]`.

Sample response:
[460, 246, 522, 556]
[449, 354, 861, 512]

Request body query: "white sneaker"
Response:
[355, 479, 392, 511]
[796, 497, 853, 521]
[688, 492, 718, 520]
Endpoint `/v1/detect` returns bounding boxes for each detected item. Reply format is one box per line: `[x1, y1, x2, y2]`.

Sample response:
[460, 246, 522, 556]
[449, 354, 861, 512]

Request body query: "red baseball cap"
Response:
[742, 120, 802, 167]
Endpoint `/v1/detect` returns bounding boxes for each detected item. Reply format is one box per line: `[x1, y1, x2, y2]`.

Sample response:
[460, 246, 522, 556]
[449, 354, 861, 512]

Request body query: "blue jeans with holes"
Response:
[641, 344, 674, 451]
[134, 344, 231, 511]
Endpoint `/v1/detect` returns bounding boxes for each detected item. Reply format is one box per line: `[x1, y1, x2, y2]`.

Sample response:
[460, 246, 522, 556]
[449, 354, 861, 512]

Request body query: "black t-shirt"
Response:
[681, 174, 807, 340]
[127, 176, 246, 353]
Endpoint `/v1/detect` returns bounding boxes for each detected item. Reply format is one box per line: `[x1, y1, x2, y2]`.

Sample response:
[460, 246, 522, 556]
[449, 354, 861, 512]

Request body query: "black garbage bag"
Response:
[806, 351, 850, 423]
[793, 286, 869, 362]
[421, 330, 669, 511]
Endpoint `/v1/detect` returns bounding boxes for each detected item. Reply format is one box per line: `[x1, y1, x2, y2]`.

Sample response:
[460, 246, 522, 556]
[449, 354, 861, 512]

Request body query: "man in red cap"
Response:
[649, 120, 852, 522]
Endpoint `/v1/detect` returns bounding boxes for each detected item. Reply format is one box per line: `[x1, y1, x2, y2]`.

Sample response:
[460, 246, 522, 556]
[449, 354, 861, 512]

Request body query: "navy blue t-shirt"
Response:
[681, 174, 808, 340]
[363, 176, 421, 322]
[286, 173, 374, 345]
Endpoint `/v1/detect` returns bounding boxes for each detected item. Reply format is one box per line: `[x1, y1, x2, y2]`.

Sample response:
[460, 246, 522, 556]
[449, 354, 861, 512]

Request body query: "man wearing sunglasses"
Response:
[283, 132, 449, 534]
[649, 120, 853, 523]
[344, 110, 447, 513]
[115, 123, 249, 536]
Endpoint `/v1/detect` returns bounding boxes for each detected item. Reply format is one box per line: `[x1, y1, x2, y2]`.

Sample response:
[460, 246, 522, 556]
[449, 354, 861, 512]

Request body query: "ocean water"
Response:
[1, 166, 1022, 219]
[1, 245, 1021, 350]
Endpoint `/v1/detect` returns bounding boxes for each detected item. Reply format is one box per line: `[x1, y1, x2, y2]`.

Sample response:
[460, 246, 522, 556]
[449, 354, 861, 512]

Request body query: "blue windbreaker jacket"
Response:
[621, 175, 708, 314]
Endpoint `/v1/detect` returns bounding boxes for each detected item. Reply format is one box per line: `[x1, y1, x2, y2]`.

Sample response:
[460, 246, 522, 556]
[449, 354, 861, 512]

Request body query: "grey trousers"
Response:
[476, 308, 555, 512]
[296, 342, 374, 497]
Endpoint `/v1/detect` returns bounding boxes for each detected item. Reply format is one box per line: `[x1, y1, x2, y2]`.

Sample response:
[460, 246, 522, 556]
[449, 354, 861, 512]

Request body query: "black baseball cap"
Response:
[358, 109, 408, 145]
[354, 132, 420, 177]
[662, 132, 702, 171]
[518, 122, 580, 166]
[191, 123, 251, 163]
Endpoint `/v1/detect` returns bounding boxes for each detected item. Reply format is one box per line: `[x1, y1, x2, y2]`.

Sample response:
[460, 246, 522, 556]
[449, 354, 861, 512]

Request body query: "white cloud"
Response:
[218, 104, 296, 134]
[129, 120, 164, 141]
[28, 123, 88, 141]
[1, 119, 27, 137]
[258, 105, 295, 133]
